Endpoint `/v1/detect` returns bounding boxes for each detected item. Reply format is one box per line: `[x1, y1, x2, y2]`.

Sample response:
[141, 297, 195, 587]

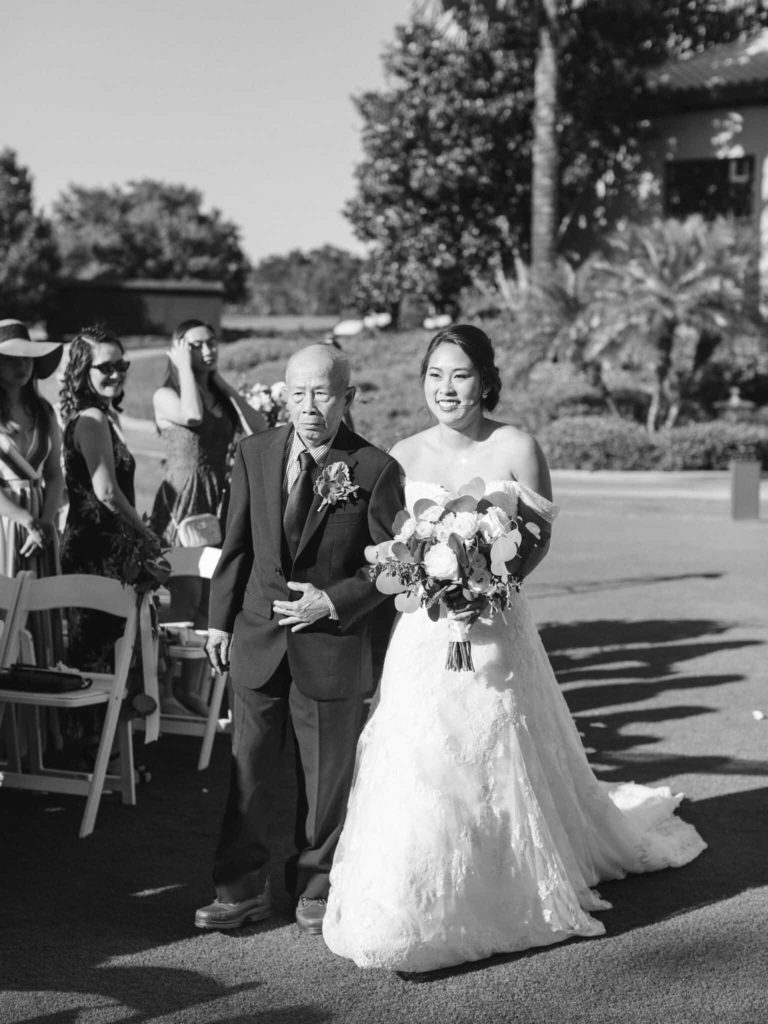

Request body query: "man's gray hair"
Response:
[286, 344, 351, 389]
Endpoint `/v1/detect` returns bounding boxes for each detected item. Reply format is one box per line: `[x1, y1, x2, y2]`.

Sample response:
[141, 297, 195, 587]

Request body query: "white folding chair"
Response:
[0, 571, 34, 768]
[150, 545, 229, 770]
[0, 573, 150, 837]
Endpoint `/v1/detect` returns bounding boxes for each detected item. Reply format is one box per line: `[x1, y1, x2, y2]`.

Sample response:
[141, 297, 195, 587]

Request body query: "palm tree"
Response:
[530, 0, 559, 278]
[582, 215, 760, 431]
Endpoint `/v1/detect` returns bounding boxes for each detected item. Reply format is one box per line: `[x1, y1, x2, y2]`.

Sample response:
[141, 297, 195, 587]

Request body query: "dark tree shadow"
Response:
[530, 571, 724, 600]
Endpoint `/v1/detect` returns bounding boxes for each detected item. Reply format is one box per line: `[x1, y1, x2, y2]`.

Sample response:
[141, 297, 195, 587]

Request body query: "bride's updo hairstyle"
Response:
[420, 324, 502, 411]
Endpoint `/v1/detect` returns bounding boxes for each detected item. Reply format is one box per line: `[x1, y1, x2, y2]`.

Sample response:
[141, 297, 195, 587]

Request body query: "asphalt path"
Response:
[1, 457, 766, 1024]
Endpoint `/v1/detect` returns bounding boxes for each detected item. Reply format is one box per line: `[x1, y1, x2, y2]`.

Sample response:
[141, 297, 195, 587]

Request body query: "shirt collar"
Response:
[290, 428, 337, 468]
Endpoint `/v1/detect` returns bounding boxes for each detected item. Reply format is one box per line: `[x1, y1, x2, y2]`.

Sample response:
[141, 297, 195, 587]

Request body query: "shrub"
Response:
[608, 386, 651, 424]
[539, 416, 662, 470]
[658, 422, 768, 470]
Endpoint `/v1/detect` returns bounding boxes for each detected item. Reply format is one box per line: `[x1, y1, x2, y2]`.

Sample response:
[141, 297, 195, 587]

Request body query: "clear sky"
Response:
[2, 0, 413, 264]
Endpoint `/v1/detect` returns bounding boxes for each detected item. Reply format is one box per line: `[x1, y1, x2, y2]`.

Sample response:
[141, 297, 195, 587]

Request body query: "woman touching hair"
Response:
[150, 319, 267, 546]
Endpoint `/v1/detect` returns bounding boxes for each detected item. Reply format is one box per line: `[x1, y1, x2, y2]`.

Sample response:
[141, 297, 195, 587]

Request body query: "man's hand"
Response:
[273, 582, 332, 633]
[206, 629, 232, 674]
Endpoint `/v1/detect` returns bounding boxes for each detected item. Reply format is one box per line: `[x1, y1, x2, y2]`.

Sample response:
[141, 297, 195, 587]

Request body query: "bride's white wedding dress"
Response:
[323, 479, 706, 973]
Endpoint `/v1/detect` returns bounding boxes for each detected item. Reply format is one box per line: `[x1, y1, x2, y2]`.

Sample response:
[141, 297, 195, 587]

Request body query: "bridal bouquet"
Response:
[369, 478, 551, 671]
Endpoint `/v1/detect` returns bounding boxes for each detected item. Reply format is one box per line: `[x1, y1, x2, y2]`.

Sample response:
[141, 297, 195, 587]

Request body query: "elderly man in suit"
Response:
[196, 344, 403, 934]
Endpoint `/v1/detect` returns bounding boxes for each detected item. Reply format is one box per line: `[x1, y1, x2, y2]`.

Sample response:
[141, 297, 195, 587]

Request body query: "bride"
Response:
[322, 324, 706, 973]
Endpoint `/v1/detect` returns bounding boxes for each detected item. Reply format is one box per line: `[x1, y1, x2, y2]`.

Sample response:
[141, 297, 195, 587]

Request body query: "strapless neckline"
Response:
[403, 477, 559, 522]
[404, 478, 516, 492]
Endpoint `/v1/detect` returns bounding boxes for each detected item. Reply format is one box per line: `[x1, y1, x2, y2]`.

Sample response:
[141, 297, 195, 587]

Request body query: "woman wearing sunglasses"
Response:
[59, 325, 159, 673]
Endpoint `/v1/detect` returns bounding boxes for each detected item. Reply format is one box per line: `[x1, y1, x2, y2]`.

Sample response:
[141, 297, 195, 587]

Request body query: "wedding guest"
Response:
[0, 318, 64, 662]
[150, 320, 267, 548]
[59, 325, 158, 673]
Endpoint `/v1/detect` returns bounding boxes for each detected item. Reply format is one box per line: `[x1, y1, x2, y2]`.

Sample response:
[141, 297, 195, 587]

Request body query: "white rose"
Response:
[433, 512, 456, 543]
[395, 517, 416, 542]
[423, 542, 460, 581]
[414, 519, 436, 540]
[479, 506, 511, 542]
[452, 510, 479, 542]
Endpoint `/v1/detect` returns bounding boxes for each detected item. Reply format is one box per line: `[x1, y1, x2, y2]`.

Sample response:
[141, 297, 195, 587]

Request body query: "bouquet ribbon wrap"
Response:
[446, 616, 474, 672]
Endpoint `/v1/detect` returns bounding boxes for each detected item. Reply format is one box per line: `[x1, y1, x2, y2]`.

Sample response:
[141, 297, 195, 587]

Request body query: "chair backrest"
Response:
[160, 547, 222, 628]
[14, 574, 141, 679]
[0, 571, 30, 668]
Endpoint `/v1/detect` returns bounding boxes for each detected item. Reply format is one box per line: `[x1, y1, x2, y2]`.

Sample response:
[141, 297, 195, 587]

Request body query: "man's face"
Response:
[285, 349, 353, 447]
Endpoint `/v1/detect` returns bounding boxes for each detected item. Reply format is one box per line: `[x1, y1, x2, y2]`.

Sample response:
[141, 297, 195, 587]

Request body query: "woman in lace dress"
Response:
[150, 320, 266, 547]
[60, 326, 158, 672]
[323, 325, 706, 973]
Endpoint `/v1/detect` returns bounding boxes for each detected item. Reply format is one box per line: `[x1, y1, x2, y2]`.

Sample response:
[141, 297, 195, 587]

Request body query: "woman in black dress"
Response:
[59, 325, 158, 672]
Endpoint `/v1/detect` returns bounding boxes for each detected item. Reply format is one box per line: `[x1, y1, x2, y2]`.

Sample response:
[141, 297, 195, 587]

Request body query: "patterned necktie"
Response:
[283, 450, 315, 558]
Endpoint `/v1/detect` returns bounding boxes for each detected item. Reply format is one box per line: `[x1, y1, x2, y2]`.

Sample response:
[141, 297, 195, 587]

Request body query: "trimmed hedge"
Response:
[539, 416, 768, 470]
[657, 422, 768, 470]
[539, 416, 661, 470]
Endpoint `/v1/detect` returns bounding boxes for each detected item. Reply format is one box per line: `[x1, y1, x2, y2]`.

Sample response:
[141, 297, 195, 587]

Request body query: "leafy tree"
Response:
[248, 245, 363, 315]
[0, 149, 60, 323]
[346, 13, 536, 310]
[52, 179, 249, 302]
[581, 216, 761, 431]
[349, 1, 768, 305]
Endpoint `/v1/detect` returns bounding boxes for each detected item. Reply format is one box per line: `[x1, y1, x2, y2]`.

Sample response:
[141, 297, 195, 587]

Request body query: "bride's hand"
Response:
[446, 595, 485, 625]
[365, 541, 393, 564]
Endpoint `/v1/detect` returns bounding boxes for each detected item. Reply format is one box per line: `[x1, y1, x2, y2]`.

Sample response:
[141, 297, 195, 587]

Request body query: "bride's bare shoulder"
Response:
[489, 421, 538, 453]
[388, 428, 436, 462]
[490, 421, 551, 496]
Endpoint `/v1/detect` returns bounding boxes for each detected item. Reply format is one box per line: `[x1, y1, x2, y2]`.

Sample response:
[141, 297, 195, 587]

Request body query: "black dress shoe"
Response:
[295, 897, 326, 935]
[195, 880, 272, 930]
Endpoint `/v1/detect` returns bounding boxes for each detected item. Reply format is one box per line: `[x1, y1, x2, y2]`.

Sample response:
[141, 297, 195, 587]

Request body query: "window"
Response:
[665, 156, 754, 219]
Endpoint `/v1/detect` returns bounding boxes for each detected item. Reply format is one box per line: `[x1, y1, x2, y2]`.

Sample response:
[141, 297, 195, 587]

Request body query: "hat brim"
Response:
[0, 339, 63, 379]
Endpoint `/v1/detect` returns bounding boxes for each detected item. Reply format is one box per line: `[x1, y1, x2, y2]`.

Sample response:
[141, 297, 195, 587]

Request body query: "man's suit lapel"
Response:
[260, 426, 292, 557]
[294, 424, 358, 562]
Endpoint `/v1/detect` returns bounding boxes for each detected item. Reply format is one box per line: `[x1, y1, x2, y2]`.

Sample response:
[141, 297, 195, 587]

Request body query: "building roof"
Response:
[647, 29, 768, 107]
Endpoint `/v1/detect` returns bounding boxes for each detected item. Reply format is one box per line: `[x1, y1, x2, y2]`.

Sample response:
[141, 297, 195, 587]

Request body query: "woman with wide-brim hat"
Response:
[0, 318, 64, 663]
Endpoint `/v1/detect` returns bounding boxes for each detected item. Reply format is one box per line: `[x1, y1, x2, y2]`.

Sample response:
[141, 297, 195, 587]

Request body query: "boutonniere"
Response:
[315, 461, 359, 510]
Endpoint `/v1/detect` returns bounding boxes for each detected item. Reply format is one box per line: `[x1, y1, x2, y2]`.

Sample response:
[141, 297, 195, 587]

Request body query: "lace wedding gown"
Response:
[323, 479, 706, 973]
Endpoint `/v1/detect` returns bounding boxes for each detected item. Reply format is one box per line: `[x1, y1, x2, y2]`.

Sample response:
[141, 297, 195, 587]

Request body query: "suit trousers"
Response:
[212, 655, 368, 903]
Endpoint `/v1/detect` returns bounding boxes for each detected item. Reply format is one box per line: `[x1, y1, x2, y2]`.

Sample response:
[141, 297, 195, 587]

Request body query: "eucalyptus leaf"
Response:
[395, 591, 421, 613]
[375, 572, 407, 595]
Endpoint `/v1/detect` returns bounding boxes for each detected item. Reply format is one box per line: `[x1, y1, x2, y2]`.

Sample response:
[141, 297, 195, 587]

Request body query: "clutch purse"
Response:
[0, 664, 92, 693]
[172, 513, 222, 548]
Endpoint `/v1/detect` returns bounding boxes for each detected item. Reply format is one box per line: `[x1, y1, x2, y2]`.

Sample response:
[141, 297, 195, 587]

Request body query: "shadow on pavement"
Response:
[531, 571, 724, 599]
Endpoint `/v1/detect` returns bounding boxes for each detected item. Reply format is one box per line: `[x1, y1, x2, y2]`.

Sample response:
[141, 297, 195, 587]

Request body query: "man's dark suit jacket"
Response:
[209, 422, 404, 700]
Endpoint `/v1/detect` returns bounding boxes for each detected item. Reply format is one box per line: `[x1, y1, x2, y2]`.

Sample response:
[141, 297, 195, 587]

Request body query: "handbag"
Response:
[0, 664, 92, 693]
[171, 512, 222, 548]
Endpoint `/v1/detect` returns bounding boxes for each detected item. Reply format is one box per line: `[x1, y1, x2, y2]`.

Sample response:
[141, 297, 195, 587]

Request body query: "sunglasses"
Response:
[92, 359, 131, 376]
